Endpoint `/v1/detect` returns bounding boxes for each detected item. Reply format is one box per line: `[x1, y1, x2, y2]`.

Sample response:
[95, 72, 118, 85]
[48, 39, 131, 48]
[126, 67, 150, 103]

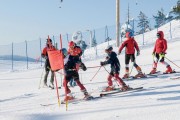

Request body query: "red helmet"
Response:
[68, 41, 75, 48]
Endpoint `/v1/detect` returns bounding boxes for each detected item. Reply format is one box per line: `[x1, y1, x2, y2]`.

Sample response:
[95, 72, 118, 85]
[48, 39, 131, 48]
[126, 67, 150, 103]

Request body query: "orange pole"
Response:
[54, 72, 61, 107]
[60, 34, 68, 111]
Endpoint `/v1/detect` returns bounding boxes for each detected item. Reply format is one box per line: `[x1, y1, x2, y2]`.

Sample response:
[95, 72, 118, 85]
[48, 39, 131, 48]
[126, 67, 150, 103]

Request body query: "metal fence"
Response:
[0, 18, 179, 72]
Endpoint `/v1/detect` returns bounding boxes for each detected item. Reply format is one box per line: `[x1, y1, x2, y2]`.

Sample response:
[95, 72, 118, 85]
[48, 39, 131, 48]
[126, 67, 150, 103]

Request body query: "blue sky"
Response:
[0, 0, 177, 45]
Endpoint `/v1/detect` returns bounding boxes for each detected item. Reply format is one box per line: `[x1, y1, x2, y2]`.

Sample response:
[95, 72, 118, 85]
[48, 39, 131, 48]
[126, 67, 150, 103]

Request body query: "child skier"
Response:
[150, 31, 173, 74]
[68, 41, 87, 71]
[61, 48, 91, 101]
[100, 46, 130, 91]
[41, 38, 56, 88]
[118, 31, 145, 78]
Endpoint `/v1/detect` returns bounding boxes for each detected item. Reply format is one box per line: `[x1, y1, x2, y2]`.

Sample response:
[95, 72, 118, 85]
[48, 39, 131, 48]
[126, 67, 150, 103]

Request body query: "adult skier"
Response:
[150, 31, 173, 74]
[68, 41, 87, 71]
[61, 48, 91, 101]
[118, 31, 145, 78]
[41, 38, 56, 88]
[100, 46, 130, 91]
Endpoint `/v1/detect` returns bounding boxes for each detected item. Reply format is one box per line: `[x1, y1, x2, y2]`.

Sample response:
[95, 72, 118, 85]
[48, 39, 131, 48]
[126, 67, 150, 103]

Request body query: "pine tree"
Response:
[91, 30, 97, 47]
[172, 0, 180, 19]
[79, 41, 87, 52]
[137, 11, 151, 34]
[153, 8, 166, 28]
[165, 12, 174, 22]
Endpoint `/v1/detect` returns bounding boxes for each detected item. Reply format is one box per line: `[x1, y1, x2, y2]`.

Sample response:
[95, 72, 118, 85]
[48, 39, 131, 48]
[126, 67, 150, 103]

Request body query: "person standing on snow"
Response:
[100, 46, 130, 91]
[61, 48, 92, 101]
[118, 31, 145, 79]
[150, 31, 173, 74]
[41, 38, 56, 88]
[68, 41, 87, 71]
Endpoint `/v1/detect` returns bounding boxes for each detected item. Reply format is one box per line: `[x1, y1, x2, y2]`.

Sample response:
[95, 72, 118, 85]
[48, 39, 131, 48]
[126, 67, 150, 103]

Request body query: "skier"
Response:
[118, 31, 145, 78]
[41, 38, 56, 88]
[150, 31, 173, 74]
[68, 41, 87, 71]
[61, 48, 91, 101]
[100, 46, 130, 91]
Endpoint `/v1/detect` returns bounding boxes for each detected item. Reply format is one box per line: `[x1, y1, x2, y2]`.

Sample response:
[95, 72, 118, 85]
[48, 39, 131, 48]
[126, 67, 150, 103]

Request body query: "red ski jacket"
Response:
[153, 31, 167, 54]
[119, 35, 140, 54]
[42, 45, 56, 57]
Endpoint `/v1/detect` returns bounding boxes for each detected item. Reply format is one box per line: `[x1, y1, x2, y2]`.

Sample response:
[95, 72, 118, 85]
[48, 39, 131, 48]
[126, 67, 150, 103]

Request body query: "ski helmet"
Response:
[61, 48, 68, 57]
[68, 41, 75, 48]
[126, 31, 133, 38]
[105, 45, 113, 52]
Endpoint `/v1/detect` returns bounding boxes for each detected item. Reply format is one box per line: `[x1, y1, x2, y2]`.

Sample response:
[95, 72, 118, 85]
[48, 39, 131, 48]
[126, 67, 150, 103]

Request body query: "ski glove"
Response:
[80, 63, 87, 71]
[106, 56, 110, 60]
[159, 53, 165, 58]
[100, 61, 106, 66]
[136, 51, 140, 56]
[152, 52, 155, 56]
[41, 54, 48, 59]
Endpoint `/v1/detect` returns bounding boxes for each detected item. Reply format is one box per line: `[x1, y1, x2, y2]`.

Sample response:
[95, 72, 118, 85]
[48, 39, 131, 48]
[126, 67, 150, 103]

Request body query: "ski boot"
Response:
[82, 90, 93, 100]
[134, 72, 146, 78]
[123, 73, 129, 79]
[104, 86, 115, 92]
[164, 66, 173, 74]
[43, 83, 48, 88]
[121, 85, 131, 91]
[64, 93, 75, 102]
[49, 82, 54, 89]
[149, 68, 157, 74]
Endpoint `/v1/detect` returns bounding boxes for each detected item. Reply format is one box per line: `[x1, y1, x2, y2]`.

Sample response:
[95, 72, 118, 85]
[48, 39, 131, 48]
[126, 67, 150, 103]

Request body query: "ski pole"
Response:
[86, 66, 101, 69]
[38, 65, 45, 89]
[165, 56, 180, 69]
[89, 66, 102, 81]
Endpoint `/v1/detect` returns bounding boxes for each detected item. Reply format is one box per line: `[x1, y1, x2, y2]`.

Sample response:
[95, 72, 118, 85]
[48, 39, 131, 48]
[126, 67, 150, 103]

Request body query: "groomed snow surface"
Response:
[0, 20, 180, 120]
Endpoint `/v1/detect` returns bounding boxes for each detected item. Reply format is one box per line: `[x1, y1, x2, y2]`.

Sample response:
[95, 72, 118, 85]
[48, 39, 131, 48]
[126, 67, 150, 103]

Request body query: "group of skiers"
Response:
[41, 30, 174, 101]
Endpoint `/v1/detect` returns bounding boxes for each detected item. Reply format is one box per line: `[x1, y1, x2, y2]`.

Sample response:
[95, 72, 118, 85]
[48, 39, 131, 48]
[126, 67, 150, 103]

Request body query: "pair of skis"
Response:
[124, 70, 180, 80]
[147, 70, 180, 80]
[123, 74, 157, 81]
[170, 77, 180, 80]
[60, 86, 143, 104]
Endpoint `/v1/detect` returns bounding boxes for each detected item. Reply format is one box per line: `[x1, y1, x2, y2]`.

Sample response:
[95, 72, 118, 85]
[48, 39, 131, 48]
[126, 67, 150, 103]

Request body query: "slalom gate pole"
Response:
[89, 66, 102, 81]
[165, 56, 180, 69]
[38, 65, 45, 89]
[48, 34, 61, 108]
[54, 72, 61, 107]
[60, 34, 68, 111]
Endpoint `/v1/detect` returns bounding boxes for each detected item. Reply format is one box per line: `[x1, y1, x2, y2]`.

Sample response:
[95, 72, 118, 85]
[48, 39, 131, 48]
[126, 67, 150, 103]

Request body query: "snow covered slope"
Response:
[0, 20, 180, 120]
